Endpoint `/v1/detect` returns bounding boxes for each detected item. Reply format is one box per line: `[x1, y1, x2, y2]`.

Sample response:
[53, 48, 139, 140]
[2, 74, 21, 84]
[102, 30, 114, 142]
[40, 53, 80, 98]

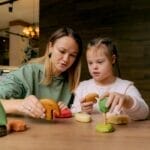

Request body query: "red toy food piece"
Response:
[55, 108, 72, 118]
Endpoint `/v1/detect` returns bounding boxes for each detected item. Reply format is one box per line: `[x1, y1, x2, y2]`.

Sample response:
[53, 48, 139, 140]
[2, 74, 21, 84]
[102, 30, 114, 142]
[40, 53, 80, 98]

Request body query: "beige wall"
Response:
[9, 23, 28, 66]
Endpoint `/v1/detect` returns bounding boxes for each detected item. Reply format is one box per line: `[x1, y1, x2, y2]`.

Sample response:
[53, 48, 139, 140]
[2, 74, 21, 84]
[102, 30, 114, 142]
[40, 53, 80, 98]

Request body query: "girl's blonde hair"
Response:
[87, 37, 121, 77]
[29, 27, 83, 92]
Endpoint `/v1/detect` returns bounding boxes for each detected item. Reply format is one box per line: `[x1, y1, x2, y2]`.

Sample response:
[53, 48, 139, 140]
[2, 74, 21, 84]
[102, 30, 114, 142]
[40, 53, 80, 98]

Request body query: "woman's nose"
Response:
[63, 54, 69, 62]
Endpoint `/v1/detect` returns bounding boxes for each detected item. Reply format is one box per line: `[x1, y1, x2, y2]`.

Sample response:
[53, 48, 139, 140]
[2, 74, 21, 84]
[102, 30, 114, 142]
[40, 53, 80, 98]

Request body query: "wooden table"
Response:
[1, 114, 150, 150]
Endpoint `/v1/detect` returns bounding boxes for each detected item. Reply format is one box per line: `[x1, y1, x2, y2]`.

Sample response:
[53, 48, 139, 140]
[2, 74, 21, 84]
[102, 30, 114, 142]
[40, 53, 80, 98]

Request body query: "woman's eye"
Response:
[59, 49, 65, 54]
[70, 54, 77, 58]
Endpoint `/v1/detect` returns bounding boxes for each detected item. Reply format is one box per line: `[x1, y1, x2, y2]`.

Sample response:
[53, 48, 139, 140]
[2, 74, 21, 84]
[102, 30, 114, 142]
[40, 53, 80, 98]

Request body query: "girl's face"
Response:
[86, 46, 115, 85]
[49, 36, 79, 76]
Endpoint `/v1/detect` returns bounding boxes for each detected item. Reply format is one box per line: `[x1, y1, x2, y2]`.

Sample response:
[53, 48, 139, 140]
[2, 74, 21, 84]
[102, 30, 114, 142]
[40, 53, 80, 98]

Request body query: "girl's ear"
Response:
[112, 54, 116, 64]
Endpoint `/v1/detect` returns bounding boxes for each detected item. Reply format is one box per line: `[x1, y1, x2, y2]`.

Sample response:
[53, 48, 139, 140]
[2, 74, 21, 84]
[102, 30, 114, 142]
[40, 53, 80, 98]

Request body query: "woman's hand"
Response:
[18, 95, 45, 118]
[80, 98, 95, 114]
[100, 92, 134, 113]
[58, 101, 68, 110]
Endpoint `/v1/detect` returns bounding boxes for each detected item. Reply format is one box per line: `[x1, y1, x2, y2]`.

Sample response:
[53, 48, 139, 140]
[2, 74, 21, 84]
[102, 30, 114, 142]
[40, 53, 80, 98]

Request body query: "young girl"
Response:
[71, 37, 149, 120]
[0, 27, 83, 119]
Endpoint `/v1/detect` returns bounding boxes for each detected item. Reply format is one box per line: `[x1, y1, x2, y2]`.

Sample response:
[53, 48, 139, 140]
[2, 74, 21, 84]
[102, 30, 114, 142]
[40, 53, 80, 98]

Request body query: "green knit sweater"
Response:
[0, 63, 72, 106]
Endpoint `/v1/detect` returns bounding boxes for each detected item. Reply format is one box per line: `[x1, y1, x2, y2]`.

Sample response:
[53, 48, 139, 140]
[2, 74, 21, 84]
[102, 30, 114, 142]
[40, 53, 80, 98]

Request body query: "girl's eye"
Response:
[87, 61, 93, 65]
[97, 60, 104, 64]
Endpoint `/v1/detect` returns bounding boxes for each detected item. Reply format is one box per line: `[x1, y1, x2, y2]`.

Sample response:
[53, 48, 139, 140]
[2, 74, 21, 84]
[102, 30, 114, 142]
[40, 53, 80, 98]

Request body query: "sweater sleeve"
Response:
[123, 84, 149, 120]
[0, 64, 37, 99]
[0, 72, 26, 99]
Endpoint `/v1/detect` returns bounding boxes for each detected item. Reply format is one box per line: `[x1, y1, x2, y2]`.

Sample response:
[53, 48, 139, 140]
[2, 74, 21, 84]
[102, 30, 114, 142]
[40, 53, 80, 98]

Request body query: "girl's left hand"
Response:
[80, 98, 94, 114]
[99, 92, 134, 113]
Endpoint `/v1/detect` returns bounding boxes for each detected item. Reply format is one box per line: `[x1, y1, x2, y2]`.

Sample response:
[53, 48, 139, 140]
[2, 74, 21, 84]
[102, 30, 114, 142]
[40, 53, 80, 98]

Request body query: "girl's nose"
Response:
[93, 63, 98, 69]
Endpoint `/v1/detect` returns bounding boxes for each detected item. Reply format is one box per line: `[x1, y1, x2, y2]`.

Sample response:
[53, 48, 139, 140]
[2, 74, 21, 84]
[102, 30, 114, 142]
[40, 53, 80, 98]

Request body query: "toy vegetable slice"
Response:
[96, 123, 115, 133]
[98, 98, 109, 113]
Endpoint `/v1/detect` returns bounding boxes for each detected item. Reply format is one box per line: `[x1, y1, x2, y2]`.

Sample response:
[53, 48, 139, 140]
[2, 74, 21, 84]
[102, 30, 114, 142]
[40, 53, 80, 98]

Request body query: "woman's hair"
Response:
[30, 27, 83, 92]
[87, 37, 121, 77]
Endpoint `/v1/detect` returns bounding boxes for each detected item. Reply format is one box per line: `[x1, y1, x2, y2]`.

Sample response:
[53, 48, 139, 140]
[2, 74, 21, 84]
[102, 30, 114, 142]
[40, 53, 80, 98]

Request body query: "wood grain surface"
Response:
[1, 114, 150, 150]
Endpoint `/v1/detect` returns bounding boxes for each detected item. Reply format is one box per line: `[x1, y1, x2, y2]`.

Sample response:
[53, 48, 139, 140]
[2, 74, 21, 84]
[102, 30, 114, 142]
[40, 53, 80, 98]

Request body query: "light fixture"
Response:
[23, 24, 39, 39]
[22, 0, 39, 39]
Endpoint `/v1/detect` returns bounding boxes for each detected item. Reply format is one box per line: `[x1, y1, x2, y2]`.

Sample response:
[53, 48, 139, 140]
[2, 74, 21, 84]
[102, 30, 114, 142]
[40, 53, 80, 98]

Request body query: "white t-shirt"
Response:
[71, 77, 149, 120]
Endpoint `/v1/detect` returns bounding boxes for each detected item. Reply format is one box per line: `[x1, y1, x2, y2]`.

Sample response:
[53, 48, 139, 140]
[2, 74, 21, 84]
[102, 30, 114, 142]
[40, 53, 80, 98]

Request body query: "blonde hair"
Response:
[29, 27, 83, 92]
[87, 37, 121, 77]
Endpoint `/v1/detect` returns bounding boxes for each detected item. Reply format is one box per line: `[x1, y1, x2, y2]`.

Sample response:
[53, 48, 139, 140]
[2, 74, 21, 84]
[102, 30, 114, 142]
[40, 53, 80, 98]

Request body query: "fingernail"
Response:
[40, 113, 45, 118]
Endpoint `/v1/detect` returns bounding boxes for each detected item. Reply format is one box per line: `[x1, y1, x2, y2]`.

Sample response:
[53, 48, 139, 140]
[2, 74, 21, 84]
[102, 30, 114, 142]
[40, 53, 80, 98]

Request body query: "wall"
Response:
[40, 0, 150, 105]
[9, 20, 29, 66]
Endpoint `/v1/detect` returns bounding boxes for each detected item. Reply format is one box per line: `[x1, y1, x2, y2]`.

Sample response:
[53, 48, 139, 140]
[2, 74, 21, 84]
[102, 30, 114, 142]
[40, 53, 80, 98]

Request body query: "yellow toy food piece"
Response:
[96, 123, 115, 133]
[74, 112, 92, 123]
[107, 114, 129, 125]
[84, 93, 99, 103]
[40, 99, 60, 120]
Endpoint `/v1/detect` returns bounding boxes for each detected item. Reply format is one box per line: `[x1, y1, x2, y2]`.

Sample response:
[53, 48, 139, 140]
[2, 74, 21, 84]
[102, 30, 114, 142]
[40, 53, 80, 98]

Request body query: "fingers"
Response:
[81, 101, 94, 114]
[19, 95, 45, 118]
[99, 92, 109, 100]
[106, 92, 125, 113]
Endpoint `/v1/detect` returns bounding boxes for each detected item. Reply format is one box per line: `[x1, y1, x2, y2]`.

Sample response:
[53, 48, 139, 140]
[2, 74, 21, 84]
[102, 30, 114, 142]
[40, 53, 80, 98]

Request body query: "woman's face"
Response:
[86, 46, 115, 84]
[50, 36, 79, 76]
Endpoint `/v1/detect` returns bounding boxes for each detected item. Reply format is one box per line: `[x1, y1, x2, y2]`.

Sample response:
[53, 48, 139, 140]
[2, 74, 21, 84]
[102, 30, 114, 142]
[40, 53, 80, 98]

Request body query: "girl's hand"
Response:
[80, 98, 94, 114]
[18, 95, 45, 118]
[100, 92, 134, 113]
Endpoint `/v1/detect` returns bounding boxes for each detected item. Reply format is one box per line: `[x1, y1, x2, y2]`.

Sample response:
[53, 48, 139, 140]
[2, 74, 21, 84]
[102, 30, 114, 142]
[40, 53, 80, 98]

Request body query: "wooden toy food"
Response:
[84, 93, 99, 103]
[96, 97, 115, 133]
[96, 123, 115, 133]
[8, 120, 27, 132]
[0, 102, 28, 137]
[0, 102, 7, 137]
[40, 99, 60, 120]
[74, 112, 91, 123]
[107, 114, 129, 125]
[98, 97, 109, 113]
[55, 108, 72, 118]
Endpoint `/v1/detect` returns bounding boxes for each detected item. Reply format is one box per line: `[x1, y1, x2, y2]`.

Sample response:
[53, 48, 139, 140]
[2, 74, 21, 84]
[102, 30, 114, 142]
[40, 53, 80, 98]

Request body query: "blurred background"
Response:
[0, 0, 150, 106]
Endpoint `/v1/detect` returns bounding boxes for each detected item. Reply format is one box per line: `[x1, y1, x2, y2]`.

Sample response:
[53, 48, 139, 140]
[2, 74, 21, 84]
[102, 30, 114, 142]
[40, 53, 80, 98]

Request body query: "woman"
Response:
[0, 27, 83, 119]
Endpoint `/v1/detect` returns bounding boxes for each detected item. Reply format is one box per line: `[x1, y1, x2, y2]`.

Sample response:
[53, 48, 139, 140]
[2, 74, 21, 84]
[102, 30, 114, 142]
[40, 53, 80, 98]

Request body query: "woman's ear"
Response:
[112, 54, 116, 64]
[48, 42, 53, 54]
[45, 42, 52, 56]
